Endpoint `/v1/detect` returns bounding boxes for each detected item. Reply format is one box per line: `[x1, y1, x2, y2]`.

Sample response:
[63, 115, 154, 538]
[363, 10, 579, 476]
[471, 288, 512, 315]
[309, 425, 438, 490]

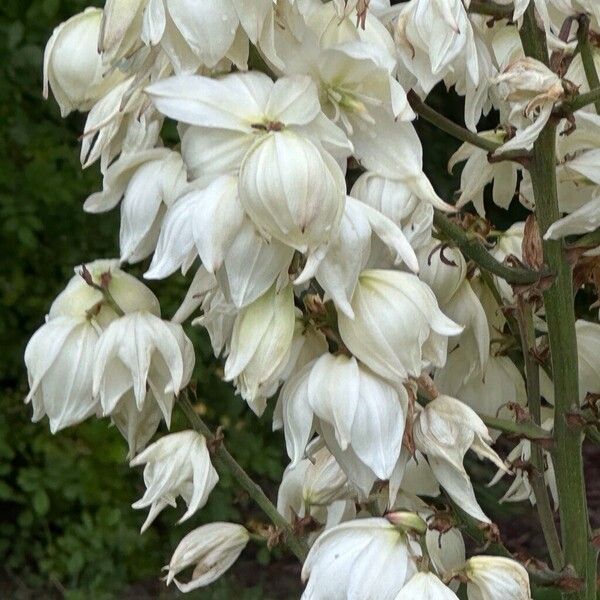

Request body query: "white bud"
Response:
[338, 269, 463, 381]
[130, 430, 219, 532]
[165, 522, 249, 593]
[43, 8, 122, 116]
[416, 240, 467, 305]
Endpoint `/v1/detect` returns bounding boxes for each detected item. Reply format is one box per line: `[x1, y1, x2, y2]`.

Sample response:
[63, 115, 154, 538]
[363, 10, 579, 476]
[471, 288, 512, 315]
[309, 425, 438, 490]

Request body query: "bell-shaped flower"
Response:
[43, 8, 123, 116]
[130, 430, 219, 531]
[101, 0, 278, 73]
[224, 284, 296, 414]
[413, 395, 508, 522]
[145, 175, 295, 307]
[307, 354, 407, 480]
[492, 57, 565, 153]
[165, 522, 249, 593]
[337, 269, 463, 381]
[192, 287, 238, 358]
[395, 572, 459, 600]
[49, 259, 160, 326]
[110, 390, 163, 459]
[84, 148, 187, 264]
[296, 196, 419, 318]
[93, 312, 195, 424]
[351, 172, 434, 253]
[490, 222, 525, 301]
[24, 316, 100, 433]
[464, 556, 532, 600]
[277, 445, 350, 526]
[416, 240, 467, 306]
[301, 517, 421, 600]
[147, 72, 351, 251]
[394, 0, 480, 96]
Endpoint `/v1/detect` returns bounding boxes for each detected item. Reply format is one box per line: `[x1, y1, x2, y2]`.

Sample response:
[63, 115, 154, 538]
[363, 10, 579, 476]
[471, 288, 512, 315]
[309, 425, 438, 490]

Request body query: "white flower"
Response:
[130, 430, 219, 531]
[239, 130, 346, 252]
[394, 0, 480, 96]
[351, 172, 435, 253]
[492, 57, 565, 153]
[43, 8, 122, 117]
[101, 0, 278, 72]
[414, 395, 508, 523]
[84, 149, 188, 264]
[435, 349, 526, 432]
[49, 259, 160, 325]
[416, 240, 467, 306]
[301, 518, 421, 600]
[448, 135, 519, 216]
[394, 572, 459, 599]
[24, 316, 100, 433]
[147, 72, 350, 252]
[545, 190, 600, 240]
[307, 354, 407, 479]
[224, 284, 296, 414]
[337, 269, 463, 381]
[165, 522, 249, 592]
[465, 556, 532, 600]
[93, 312, 195, 424]
[110, 390, 163, 459]
[277, 446, 349, 525]
[296, 196, 419, 318]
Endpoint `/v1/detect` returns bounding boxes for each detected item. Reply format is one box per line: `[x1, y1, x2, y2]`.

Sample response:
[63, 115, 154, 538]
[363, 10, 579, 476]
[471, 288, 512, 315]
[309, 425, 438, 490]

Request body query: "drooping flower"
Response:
[465, 555, 532, 600]
[93, 312, 195, 424]
[130, 430, 219, 531]
[43, 8, 123, 116]
[337, 269, 463, 381]
[165, 522, 249, 592]
[301, 517, 421, 600]
[413, 395, 508, 522]
[24, 316, 100, 433]
[394, 572, 459, 600]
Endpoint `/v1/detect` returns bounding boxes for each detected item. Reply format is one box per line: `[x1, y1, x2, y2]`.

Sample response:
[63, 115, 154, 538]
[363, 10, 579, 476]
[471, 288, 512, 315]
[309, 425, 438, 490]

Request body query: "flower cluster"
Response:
[26, 0, 600, 597]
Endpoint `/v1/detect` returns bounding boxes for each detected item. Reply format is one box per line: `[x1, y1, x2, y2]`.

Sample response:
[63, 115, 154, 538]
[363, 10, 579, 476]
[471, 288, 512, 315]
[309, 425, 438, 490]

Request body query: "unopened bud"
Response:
[386, 511, 427, 535]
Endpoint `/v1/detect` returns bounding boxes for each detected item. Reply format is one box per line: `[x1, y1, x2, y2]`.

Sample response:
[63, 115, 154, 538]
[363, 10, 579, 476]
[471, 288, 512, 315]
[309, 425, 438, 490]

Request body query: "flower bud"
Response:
[165, 522, 249, 593]
[395, 572, 459, 599]
[43, 8, 122, 117]
[385, 511, 427, 535]
[337, 269, 463, 381]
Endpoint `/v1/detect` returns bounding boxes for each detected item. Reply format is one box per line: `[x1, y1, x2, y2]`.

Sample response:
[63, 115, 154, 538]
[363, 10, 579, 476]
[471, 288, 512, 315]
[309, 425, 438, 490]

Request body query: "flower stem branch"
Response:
[479, 413, 554, 443]
[515, 298, 563, 570]
[179, 393, 309, 562]
[407, 91, 501, 153]
[467, 1, 513, 19]
[520, 7, 597, 598]
[575, 15, 600, 114]
[433, 211, 551, 284]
